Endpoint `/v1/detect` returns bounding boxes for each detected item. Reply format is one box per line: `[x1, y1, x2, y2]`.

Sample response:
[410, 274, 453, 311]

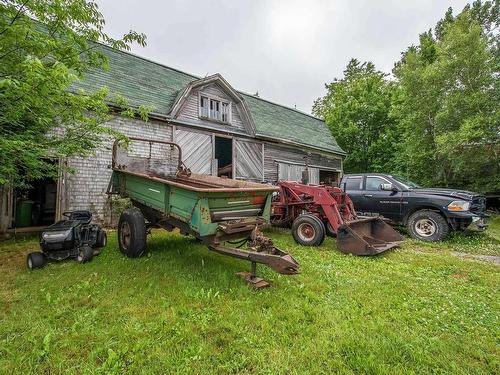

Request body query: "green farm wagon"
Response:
[108, 137, 298, 287]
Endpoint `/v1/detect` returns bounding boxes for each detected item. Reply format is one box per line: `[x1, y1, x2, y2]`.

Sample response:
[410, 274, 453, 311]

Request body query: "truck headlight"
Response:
[447, 200, 470, 212]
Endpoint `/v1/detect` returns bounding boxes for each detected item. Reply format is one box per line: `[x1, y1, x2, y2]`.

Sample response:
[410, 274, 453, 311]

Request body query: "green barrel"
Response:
[16, 200, 33, 227]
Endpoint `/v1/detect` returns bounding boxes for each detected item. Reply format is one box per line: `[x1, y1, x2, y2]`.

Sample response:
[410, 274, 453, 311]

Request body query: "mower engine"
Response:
[27, 211, 107, 269]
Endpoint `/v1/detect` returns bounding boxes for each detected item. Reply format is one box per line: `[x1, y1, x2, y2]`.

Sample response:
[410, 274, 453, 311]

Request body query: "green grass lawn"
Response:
[0, 218, 499, 374]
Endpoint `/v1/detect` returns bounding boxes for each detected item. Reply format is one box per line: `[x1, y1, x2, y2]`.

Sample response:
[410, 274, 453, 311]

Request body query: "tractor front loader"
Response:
[271, 181, 403, 255]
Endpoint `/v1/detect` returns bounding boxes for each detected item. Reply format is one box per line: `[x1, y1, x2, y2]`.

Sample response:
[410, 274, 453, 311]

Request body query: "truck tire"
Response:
[292, 214, 325, 246]
[27, 252, 46, 270]
[95, 229, 107, 248]
[118, 208, 146, 257]
[407, 210, 449, 242]
[77, 245, 94, 263]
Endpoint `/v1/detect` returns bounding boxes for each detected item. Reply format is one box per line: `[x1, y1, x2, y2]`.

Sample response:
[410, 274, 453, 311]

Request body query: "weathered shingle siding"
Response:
[61, 116, 342, 226]
[64, 117, 173, 224]
[263, 142, 342, 183]
[176, 83, 249, 134]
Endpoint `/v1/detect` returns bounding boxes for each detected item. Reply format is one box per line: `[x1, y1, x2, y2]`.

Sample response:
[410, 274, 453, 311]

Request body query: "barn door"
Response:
[277, 162, 319, 184]
[175, 129, 213, 174]
[234, 140, 263, 181]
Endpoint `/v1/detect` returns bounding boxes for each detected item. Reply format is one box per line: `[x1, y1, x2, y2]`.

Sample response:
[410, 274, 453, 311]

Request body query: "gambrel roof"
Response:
[75, 44, 345, 155]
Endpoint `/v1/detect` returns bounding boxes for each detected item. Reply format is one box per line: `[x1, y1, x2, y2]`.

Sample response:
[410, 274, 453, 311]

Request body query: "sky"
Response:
[95, 0, 470, 114]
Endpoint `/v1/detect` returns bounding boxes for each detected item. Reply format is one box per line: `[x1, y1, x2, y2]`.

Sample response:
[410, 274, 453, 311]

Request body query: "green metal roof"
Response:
[76, 44, 345, 155]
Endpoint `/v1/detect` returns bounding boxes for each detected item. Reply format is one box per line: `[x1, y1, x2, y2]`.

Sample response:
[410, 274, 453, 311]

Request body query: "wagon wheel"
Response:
[120, 221, 131, 250]
[118, 208, 147, 257]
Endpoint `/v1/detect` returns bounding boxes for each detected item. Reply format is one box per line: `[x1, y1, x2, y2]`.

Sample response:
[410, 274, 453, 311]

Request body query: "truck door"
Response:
[361, 176, 402, 221]
[342, 176, 364, 211]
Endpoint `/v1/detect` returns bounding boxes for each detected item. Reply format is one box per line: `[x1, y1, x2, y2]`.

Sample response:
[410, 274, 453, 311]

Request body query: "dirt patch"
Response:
[452, 251, 500, 265]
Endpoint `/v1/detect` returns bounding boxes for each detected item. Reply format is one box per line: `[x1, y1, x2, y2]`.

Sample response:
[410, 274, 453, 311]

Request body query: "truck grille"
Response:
[470, 197, 486, 214]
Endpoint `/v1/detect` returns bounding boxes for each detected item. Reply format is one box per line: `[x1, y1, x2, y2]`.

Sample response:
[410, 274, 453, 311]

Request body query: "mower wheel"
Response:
[27, 252, 46, 270]
[77, 245, 94, 263]
[292, 214, 325, 246]
[95, 229, 107, 248]
[118, 208, 146, 258]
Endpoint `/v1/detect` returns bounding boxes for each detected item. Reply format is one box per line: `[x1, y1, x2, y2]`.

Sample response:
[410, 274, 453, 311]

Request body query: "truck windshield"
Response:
[392, 175, 421, 189]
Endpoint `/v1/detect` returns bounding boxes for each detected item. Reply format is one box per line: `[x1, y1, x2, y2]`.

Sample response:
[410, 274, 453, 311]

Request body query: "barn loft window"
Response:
[199, 93, 231, 123]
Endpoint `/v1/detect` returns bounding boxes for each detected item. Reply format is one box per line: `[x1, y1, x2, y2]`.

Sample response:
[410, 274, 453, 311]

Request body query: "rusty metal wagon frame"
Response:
[108, 137, 298, 288]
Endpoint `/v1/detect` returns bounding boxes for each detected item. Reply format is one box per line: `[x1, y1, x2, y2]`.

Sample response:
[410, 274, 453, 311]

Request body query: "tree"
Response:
[0, 0, 148, 187]
[313, 59, 399, 173]
[392, 1, 499, 192]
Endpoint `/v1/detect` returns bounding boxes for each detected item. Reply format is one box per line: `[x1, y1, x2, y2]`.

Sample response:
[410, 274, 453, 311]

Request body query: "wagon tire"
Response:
[27, 252, 46, 270]
[407, 210, 449, 242]
[77, 245, 94, 263]
[118, 208, 147, 258]
[292, 214, 325, 247]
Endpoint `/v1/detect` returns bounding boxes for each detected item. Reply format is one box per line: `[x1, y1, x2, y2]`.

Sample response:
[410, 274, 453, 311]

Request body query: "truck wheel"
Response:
[407, 210, 449, 242]
[292, 214, 325, 246]
[95, 229, 107, 248]
[118, 208, 146, 257]
[27, 252, 46, 270]
[77, 245, 94, 263]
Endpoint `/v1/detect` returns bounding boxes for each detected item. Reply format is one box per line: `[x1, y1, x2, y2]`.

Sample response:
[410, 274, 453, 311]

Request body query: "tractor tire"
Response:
[118, 208, 147, 258]
[325, 221, 337, 237]
[27, 252, 46, 270]
[95, 229, 107, 248]
[77, 245, 94, 263]
[291, 214, 325, 247]
[407, 210, 449, 242]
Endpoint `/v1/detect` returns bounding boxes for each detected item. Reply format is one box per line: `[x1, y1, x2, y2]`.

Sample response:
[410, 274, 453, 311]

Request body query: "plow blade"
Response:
[337, 217, 404, 256]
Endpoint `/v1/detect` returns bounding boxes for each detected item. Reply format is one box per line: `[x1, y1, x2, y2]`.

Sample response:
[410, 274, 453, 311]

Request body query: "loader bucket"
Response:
[337, 217, 404, 256]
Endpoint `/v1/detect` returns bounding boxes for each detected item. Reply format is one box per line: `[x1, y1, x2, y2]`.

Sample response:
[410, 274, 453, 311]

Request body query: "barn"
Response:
[0, 44, 345, 232]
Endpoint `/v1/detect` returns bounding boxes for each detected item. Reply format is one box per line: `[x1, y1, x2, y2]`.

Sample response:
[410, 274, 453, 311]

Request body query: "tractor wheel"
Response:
[407, 210, 449, 242]
[77, 245, 94, 263]
[95, 229, 107, 248]
[291, 214, 325, 246]
[118, 208, 147, 258]
[325, 221, 337, 237]
[27, 252, 46, 270]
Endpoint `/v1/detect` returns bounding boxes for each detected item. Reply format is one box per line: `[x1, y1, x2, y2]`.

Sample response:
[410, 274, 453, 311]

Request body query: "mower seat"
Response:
[63, 210, 92, 224]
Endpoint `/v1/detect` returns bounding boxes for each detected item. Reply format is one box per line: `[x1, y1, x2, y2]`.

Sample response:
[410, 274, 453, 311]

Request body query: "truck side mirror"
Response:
[381, 183, 397, 191]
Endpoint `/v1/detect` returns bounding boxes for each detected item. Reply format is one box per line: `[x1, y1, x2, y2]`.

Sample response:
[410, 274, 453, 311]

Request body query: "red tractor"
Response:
[271, 181, 403, 255]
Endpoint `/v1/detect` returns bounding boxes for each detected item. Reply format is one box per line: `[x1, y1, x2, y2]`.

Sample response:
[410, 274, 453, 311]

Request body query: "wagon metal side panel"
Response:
[122, 174, 167, 212]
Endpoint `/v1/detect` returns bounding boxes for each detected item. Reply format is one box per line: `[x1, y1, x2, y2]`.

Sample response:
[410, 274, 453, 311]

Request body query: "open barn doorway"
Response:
[12, 162, 58, 229]
[319, 170, 340, 186]
[214, 136, 233, 178]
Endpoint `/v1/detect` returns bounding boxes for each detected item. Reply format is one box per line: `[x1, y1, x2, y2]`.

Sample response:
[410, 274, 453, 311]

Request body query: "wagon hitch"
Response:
[209, 228, 299, 289]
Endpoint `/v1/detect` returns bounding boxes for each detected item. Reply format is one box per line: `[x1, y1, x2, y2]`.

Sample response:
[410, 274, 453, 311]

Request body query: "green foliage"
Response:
[393, 1, 499, 192]
[0, 0, 148, 187]
[313, 59, 400, 173]
[0, 222, 498, 373]
[315, 1, 499, 192]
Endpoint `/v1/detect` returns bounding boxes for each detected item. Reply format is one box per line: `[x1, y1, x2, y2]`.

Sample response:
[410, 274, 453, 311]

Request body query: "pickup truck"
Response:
[340, 173, 488, 241]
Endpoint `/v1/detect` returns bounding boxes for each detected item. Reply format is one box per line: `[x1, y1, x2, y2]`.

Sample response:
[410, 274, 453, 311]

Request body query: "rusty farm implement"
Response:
[107, 137, 298, 288]
[271, 181, 403, 255]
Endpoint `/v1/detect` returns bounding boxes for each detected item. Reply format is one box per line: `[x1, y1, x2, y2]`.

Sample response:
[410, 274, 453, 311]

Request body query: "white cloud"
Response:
[95, 0, 470, 113]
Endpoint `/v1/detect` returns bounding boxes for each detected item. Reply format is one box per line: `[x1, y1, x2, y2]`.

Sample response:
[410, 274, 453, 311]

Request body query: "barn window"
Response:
[200, 96, 209, 117]
[199, 93, 231, 123]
